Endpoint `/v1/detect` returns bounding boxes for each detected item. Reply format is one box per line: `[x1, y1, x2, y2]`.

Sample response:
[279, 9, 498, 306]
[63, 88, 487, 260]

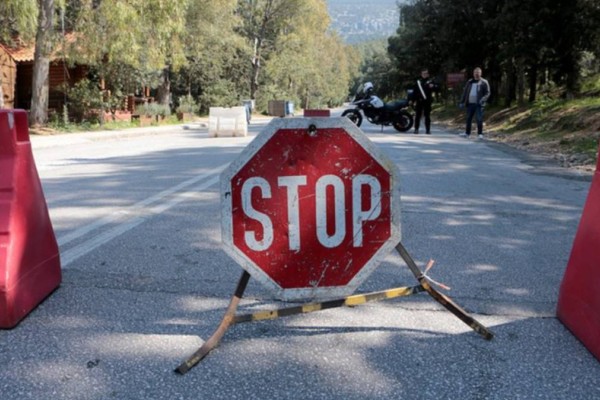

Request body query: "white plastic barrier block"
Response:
[209, 107, 248, 137]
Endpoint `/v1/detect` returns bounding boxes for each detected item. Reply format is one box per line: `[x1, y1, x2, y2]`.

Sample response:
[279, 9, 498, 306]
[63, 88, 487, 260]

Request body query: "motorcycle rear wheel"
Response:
[341, 109, 363, 127]
[392, 110, 413, 132]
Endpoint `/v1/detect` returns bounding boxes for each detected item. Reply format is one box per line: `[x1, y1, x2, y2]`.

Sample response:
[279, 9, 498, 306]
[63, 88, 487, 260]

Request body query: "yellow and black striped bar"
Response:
[234, 285, 425, 324]
[176, 241, 494, 375]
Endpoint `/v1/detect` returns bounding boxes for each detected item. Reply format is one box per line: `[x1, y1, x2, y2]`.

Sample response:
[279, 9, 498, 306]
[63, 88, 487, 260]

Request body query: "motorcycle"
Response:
[341, 83, 414, 133]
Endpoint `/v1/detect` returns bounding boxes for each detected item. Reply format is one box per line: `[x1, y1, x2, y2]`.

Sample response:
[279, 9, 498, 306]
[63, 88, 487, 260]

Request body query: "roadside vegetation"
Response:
[1, 1, 599, 171]
[38, 115, 182, 134]
[352, 0, 600, 172]
[1, 0, 358, 127]
[431, 76, 600, 172]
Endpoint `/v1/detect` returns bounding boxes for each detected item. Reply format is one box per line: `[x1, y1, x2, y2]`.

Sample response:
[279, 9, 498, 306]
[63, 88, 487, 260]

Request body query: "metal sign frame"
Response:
[175, 242, 494, 375]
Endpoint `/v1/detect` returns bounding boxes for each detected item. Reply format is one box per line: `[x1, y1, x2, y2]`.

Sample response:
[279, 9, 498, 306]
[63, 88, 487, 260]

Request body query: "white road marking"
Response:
[59, 165, 226, 267]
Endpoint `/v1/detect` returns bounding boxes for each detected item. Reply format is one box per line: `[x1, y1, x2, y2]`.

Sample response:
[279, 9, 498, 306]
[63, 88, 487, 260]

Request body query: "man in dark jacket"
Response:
[412, 68, 438, 134]
[459, 67, 491, 139]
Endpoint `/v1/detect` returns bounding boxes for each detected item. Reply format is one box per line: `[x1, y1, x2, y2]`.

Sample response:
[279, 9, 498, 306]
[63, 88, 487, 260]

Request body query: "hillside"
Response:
[433, 99, 600, 174]
[327, 0, 401, 43]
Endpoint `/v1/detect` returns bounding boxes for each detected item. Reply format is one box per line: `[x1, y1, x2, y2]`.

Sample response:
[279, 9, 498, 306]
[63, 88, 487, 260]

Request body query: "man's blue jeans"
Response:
[466, 103, 484, 135]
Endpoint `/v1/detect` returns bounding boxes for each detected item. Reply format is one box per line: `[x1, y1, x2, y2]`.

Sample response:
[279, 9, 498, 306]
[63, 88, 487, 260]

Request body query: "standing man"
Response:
[412, 68, 438, 134]
[459, 67, 491, 139]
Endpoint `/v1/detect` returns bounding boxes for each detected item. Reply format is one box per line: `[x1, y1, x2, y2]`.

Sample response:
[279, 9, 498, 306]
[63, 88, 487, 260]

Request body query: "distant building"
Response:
[327, 0, 400, 43]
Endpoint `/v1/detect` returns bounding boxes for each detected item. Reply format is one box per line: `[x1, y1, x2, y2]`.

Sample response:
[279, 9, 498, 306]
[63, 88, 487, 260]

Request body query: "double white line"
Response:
[58, 163, 229, 267]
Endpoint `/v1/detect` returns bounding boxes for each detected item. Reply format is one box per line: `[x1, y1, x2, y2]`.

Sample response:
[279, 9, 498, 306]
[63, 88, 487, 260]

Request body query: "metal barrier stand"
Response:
[175, 242, 494, 375]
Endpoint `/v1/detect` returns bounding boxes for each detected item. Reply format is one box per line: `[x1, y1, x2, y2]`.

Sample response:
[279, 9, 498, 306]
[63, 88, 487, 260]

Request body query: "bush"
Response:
[198, 80, 240, 113]
[65, 79, 104, 122]
[176, 95, 199, 114]
[63, 79, 126, 124]
[136, 102, 171, 117]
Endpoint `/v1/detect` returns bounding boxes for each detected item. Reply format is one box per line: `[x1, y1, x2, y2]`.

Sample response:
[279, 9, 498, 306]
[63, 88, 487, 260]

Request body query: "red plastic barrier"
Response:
[557, 143, 600, 361]
[0, 110, 61, 328]
[303, 109, 330, 117]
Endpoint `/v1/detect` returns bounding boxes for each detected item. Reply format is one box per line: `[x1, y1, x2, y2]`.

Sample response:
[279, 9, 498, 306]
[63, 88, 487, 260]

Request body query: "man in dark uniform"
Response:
[412, 68, 438, 134]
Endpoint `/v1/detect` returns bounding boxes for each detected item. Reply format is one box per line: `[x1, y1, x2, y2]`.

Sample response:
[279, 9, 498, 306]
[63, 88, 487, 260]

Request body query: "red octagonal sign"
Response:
[221, 117, 401, 300]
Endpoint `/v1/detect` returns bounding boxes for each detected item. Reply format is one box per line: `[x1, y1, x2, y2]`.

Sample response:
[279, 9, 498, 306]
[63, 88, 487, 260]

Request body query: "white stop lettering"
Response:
[241, 174, 382, 251]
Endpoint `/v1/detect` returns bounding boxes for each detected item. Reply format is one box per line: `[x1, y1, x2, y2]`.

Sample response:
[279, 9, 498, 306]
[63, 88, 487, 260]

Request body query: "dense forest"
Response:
[1, 0, 599, 128]
[358, 0, 600, 106]
[0, 0, 358, 126]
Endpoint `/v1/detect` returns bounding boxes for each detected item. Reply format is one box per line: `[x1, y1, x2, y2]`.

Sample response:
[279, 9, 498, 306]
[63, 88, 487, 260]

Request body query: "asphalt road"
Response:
[1, 114, 598, 399]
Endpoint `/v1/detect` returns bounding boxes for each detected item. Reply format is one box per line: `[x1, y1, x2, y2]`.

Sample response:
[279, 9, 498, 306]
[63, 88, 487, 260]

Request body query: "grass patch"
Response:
[47, 120, 138, 133]
[433, 96, 600, 170]
[561, 136, 599, 154]
[38, 115, 185, 135]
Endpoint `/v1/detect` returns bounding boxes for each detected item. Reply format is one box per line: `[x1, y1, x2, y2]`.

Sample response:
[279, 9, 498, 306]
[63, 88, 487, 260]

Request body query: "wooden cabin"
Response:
[0, 40, 88, 112]
[0, 43, 17, 108]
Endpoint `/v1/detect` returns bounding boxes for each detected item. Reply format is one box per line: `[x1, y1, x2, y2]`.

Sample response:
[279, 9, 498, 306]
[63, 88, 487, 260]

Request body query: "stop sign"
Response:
[221, 117, 401, 300]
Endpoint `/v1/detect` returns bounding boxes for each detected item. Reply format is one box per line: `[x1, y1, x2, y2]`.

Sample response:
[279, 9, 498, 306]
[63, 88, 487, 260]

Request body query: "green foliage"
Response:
[170, 0, 249, 113]
[67, 0, 191, 108]
[63, 79, 126, 123]
[235, 0, 357, 108]
[254, 84, 294, 114]
[176, 95, 199, 114]
[561, 137, 599, 155]
[198, 80, 241, 111]
[492, 97, 600, 140]
[5, 0, 357, 125]
[0, 0, 37, 43]
[352, 39, 401, 100]
[244, 0, 358, 111]
[64, 79, 104, 121]
[385, 0, 600, 105]
[580, 53, 600, 95]
[47, 117, 139, 133]
[581, 75, 600, 96]
[136, 102, 171, 117]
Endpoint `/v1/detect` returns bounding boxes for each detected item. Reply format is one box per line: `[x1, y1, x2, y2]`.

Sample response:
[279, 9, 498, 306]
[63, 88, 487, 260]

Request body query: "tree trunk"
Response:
[565, 68, 578, 100]
[528, 65, 538, 103]
[29, 0, 54, 127]
[250, 62, 260, 100]
[250, 38, 262, 100]
[250, 0, 273, 100]
[156, 66, 171, 106]
[504, 69, 516, 108]
[517, 65, 525, 105]
[304, 88, 310, 110]
[486, 57, 501, 106]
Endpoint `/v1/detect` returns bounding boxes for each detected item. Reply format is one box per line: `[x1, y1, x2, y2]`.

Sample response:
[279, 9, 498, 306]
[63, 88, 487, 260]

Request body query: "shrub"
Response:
[176, 95, 199, 114]
[136, 102, 171, 117]
[65, 79, 104, 122]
